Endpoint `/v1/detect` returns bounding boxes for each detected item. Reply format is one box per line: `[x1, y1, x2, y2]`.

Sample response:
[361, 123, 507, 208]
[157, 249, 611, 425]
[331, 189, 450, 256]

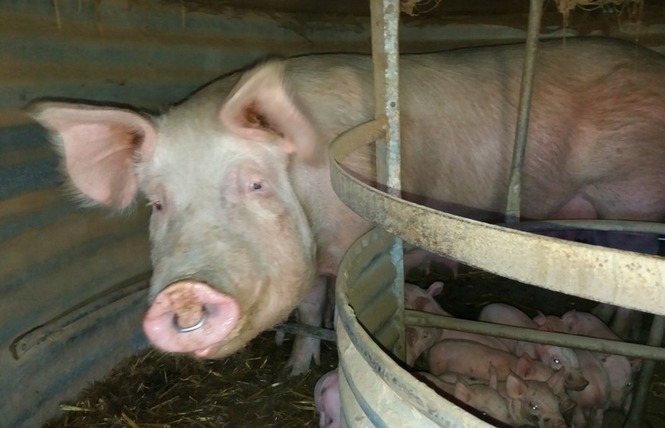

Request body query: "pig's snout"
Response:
[143, 280, 240, 358]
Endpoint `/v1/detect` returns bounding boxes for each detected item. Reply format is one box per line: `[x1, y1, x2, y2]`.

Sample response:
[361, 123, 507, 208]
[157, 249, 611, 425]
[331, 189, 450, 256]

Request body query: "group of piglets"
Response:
[406, 282, 640, 428]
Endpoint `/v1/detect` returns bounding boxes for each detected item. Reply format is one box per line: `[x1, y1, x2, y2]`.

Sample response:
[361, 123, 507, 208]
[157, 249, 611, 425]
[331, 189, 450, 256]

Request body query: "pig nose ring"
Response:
[173, 308, 208, 333]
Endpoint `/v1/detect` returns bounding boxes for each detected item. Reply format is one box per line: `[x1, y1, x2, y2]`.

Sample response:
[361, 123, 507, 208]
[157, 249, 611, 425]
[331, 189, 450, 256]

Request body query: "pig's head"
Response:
[404, 281, 447, 315]
[28, 60, 321, 360]
[405, 325, 441, 367]
[533, 344, 588, 391]
[515, 353, 554, 383]
[504, 372, 571, 428]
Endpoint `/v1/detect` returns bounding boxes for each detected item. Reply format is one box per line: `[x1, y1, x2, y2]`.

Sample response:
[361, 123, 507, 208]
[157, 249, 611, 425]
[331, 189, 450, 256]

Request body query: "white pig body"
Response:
[30, 38, 665, 374]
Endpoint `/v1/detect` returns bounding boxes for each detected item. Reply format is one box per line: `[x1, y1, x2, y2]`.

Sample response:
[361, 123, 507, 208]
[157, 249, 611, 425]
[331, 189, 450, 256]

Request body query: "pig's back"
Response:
[284, 38, 665, 218]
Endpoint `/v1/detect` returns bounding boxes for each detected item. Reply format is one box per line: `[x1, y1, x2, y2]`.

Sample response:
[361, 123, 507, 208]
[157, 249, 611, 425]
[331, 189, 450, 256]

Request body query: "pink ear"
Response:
[561, 310, 577, 332]
[516, 353, 534, 377]
[405, 327, 417, 346]
[29, 102, 156, 209]
[533, 311, 546, 327]
[505, 372, 527, 400]
[427, 281, 444, 297]
[453, 379, 472, 403]
[533, 344, 550, 362]
[547, 368, 566, 395]
[488, 363, 498, 390]
[219, 60, 319, 162]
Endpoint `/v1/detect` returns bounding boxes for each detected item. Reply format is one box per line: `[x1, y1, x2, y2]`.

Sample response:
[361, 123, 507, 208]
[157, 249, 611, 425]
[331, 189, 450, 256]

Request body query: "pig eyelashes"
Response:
[147, 200, 163, 211]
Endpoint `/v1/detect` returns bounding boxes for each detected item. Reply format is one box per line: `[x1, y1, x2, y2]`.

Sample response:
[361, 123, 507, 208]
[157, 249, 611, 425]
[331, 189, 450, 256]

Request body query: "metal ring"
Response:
[173, 307, 208, 333]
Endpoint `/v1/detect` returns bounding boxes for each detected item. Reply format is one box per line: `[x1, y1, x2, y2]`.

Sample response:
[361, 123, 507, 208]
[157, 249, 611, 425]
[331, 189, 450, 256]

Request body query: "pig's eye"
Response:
[528, 401, 539, 413]
[248, 178, 268, 193]
[147, 200, 163, 211]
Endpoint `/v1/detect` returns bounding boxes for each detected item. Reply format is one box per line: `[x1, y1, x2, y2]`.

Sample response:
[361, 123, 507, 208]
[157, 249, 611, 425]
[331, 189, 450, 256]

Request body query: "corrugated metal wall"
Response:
[2, 1, 664, 427]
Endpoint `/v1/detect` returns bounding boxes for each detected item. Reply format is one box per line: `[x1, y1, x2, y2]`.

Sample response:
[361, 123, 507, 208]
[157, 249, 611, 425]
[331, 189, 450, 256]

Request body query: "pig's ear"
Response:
[560, 397, 577, 415]
[505, 372, 527, 400]
[547, 368, 566, 395]
[532, 311, 546, 327]
[28, 101, 156, 209]
[488, 363, 498, 390]
[219, 60, 319, 162]
[533, 344, 549, 362]
[405, 327, 417, 347]
[453, 379, 472, 402]
[515, 353, 534, 378]
[427, 281, 444, 297]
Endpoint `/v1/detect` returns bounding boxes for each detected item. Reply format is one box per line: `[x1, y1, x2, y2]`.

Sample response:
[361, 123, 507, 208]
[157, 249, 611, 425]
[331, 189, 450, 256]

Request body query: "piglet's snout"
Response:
[142, 280, 240, 357]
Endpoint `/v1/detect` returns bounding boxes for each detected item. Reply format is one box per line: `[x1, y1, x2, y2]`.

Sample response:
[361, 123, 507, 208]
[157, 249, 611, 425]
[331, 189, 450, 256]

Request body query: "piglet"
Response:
[404, 283, 509, 366]
[404, 282, 449, 366]
[479, 303, 588, 390]
[535, 314, 610, 428]
[561, 310, 637, 412]
[426, 339, 554, 383]
[414, 366, 513, 426]
[499, 370, 575, 428]
[314, 369, 340, 428]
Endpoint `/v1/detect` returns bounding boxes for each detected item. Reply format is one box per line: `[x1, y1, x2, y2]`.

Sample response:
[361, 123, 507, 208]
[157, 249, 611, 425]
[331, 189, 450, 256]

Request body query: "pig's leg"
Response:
[286, 276, 328, 375]
[323, 278, 336, 330]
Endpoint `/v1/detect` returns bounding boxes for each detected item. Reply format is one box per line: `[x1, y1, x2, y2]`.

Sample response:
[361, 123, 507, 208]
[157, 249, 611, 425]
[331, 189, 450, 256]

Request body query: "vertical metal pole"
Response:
[624, 315, 665, 427]
[504, 0, 543, 224]
[370, 0, 405, 360]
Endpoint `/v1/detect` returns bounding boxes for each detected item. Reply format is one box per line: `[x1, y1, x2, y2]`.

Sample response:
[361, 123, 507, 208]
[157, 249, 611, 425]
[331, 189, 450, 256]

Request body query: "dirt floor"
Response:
[44, 268, 665, 427]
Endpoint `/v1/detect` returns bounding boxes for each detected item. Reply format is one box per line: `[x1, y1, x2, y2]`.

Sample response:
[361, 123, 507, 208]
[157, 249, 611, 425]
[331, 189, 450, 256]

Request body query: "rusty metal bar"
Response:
[405, 310, 665, 361]
[370, 0, 401, 195]
[504, 0, 544, 223]
[370, 0, 405, 361]
[273, 322, 336, 342]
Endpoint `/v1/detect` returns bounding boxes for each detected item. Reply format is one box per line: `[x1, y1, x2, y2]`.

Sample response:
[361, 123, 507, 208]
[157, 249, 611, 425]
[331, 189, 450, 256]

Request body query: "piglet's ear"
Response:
[219, 60, 319, 163]
[505, 372, 527, 400]
[547, 367, 566, 395]
[28, 102, 156, 209]
[427, 281, 444, 297]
